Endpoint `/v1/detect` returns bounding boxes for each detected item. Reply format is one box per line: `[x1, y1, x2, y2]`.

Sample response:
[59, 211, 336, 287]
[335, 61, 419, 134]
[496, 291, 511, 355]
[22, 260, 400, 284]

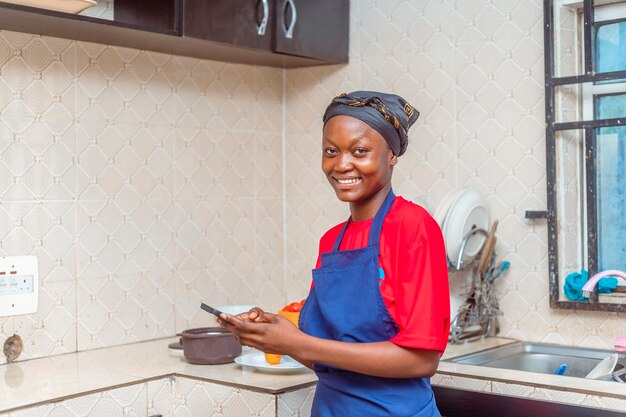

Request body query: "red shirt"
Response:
[315, 196, 450, 352]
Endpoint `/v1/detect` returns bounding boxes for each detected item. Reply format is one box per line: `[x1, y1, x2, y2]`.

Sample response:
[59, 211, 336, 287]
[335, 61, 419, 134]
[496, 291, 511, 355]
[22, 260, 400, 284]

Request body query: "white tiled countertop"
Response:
[0, 338, 317, 413]
[1, 337, 625, 414]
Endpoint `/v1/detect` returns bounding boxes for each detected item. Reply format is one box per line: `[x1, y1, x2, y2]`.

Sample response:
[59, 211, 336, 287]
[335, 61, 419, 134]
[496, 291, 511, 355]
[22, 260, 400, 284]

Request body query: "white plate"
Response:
[433, 189, 466, 228]
[4, 0, 97, 14]
[585, 353, 618, 379]
[234, 352, 307, 374]
[442, 189, 489, 267]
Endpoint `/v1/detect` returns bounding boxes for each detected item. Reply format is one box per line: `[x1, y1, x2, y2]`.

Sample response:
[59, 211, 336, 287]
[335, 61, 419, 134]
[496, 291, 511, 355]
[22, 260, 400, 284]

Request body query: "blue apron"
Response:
[299, 190, 440, 417]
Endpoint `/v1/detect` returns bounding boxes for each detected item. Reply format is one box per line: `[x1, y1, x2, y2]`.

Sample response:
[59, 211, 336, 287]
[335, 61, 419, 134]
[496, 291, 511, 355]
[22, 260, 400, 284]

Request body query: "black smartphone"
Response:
[200, 303, 224, 317]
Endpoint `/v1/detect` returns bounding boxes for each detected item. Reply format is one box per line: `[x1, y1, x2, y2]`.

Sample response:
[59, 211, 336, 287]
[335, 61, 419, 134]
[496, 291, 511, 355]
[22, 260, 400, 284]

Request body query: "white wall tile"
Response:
[148, 377, 175, 417]
[431, 374, 492, 392]
[5, 382, 147, 417]
[278, 386, 315, 417]
[173, 378, 274, 417]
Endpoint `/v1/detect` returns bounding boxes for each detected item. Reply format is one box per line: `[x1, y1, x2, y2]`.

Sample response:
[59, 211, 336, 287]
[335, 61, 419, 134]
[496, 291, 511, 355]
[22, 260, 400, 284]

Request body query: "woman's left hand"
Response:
[217, 312, 303, 356]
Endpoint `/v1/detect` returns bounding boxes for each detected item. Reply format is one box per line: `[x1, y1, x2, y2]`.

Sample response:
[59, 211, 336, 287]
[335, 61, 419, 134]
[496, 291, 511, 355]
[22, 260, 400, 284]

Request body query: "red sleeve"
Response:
[388, 209, 450, 353]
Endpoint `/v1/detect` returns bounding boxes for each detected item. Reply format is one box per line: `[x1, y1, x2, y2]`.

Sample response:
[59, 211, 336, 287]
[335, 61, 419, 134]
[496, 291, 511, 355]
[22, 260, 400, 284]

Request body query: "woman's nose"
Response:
[336, 153, 353, 171]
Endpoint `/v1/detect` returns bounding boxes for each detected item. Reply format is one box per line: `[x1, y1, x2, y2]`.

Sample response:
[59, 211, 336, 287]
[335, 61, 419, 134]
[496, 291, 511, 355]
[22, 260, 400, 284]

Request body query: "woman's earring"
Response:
[391, 156, 397, 165]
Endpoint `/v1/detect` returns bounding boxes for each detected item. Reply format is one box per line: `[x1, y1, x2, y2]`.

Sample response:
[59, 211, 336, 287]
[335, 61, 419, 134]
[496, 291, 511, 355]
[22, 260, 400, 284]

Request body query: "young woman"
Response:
[219, 91, 450, 417]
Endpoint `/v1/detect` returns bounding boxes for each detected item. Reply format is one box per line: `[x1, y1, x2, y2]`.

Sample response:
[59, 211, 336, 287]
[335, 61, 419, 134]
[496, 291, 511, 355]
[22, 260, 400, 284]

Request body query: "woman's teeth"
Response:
[337, 178, 360, 184]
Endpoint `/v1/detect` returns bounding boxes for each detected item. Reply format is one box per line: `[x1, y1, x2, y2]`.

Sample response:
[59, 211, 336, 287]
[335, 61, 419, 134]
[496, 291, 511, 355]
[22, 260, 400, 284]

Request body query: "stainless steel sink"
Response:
[446, 342, 625, 381]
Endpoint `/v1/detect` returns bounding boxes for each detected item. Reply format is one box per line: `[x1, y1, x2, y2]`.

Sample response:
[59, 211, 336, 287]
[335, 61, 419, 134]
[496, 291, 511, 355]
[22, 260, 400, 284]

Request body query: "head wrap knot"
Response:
[322, 91, 419, 156]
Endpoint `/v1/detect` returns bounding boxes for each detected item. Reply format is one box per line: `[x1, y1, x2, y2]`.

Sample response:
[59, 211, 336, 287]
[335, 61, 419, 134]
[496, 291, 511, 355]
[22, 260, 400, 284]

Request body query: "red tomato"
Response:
[282, 299, 306, 312]
[283, 302, 300, 312]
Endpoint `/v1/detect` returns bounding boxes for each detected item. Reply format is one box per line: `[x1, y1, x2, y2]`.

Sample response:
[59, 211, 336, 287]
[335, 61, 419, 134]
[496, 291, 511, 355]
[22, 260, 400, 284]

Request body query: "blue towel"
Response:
[564, 269, 619, 301]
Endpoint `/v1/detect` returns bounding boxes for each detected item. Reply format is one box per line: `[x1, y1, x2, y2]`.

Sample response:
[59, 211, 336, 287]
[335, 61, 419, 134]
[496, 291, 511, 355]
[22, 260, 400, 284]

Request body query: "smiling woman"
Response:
[218, 91, 450, 417]
[321, 115, 396, 220]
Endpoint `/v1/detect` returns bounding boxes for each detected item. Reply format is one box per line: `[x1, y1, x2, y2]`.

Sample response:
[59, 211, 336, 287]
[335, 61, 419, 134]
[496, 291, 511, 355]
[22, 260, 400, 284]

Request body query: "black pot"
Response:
[178, 327, 241, 365]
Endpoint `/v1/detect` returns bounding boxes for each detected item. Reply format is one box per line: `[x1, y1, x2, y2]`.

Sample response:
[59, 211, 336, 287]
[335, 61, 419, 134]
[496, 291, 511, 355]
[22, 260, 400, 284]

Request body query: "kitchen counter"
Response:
[0, 338, 317, 413]
[1, 337, 625, 414]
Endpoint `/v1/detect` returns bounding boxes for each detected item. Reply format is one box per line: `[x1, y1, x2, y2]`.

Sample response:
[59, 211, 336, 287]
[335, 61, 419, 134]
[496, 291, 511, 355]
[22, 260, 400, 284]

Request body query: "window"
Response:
[545, 0, 626, 311]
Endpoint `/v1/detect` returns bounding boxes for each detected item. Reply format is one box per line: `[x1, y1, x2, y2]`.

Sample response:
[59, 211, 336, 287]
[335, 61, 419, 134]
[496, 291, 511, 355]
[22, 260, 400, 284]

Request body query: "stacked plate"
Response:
[435, 189, 489, 320]
[435, 188, 490, 270]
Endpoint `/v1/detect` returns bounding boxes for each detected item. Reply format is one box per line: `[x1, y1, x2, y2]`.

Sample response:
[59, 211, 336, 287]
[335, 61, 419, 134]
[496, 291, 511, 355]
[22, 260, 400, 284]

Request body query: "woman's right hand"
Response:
[217, 311, 306, 355]
[236, 307, 272, 323]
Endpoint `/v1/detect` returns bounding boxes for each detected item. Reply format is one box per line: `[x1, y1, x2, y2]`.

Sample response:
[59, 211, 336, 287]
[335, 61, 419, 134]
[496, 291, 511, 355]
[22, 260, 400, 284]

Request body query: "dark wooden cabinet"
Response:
[182, 0, 273, 50]
[0, 0, 348, 67]
[273, 0, 349, 62]
[181, 0, 349, 63]
[433, 386, 626, 417]
[114, 0, 178, 32]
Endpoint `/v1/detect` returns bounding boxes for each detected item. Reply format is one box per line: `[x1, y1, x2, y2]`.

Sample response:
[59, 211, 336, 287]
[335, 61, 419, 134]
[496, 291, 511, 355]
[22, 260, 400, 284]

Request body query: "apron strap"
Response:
[368, 189, 396, 244]
[331, 189, 396, 252]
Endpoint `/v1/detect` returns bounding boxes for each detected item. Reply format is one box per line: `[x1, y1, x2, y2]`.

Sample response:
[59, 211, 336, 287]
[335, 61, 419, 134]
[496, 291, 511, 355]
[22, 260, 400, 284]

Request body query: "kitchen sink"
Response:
[445, 342, 625, 381]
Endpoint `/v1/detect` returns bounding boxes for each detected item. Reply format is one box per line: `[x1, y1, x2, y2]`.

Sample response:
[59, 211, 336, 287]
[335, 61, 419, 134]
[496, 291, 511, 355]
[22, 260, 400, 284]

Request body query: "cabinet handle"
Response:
[283, 0, 297, 39]
[257, 0, 269, 36]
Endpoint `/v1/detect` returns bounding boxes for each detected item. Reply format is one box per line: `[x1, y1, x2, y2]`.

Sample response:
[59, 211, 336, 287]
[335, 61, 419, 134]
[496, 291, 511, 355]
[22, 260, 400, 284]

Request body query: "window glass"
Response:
[594, 22, 626, 276]
[595, 93, 626, 117]
[595, 124, 626, 273]
[596, 21, 626, 74]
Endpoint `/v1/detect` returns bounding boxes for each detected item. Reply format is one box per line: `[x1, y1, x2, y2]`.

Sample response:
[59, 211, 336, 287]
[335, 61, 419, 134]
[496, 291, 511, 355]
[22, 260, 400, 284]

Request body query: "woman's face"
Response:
[322, 115, 396, 205]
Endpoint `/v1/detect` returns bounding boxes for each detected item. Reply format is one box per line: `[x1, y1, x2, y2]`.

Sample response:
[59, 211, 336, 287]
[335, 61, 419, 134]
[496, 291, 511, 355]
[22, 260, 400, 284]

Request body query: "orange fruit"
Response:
[264, 353, 282, 365]
[278, 309, 300, 327]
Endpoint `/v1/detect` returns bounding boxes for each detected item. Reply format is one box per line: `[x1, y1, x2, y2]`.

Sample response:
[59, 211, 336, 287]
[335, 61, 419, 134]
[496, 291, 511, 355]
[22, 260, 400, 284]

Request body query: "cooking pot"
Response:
[179, 327, 241, 365]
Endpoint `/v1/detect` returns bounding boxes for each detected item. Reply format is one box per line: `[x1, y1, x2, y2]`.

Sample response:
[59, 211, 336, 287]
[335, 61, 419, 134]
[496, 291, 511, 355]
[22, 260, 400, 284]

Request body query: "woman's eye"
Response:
[324, 148, 337, 156]
[353, 148, 369, 156]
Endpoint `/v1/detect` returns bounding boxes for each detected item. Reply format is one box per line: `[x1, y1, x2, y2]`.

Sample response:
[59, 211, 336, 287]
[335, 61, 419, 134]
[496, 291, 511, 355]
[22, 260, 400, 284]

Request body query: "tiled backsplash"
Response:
[0, 30, 285, 360]
[0, 0, 624, 364]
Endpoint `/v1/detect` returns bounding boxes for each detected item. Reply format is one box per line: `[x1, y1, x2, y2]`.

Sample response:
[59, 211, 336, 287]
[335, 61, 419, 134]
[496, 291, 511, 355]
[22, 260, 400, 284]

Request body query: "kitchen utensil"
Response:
[179, 327, 241, 365]
[478, 220, 499, 277]
[553, 363, 568, 375]
[612, 367, 626, 383]
[234, 352, 307, 374]
[585, 353, 618, 379]
[487, 260, 510, 282]
[3, 0, 96, 14]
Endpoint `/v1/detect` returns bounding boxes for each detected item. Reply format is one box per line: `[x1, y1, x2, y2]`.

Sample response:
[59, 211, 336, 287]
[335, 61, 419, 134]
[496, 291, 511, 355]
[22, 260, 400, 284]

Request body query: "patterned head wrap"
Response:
[322, 91, 419, 156]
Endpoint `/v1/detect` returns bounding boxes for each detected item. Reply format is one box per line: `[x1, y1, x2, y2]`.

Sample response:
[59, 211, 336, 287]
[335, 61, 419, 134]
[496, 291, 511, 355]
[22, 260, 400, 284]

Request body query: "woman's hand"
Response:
[232, 307, 272, 323]
[217, 312, 304, 357]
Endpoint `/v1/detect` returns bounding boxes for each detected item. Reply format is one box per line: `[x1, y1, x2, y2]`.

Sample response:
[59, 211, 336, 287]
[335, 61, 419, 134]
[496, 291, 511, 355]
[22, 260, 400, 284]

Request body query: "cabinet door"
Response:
[114, 0, 178, 32]
[273, 0, 349, 62]
[183, 0, 273, 50]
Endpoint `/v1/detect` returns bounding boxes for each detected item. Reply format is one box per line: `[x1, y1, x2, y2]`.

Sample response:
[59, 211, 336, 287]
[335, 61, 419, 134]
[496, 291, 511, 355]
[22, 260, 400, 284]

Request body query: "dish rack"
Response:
[449, 220, 509, 344]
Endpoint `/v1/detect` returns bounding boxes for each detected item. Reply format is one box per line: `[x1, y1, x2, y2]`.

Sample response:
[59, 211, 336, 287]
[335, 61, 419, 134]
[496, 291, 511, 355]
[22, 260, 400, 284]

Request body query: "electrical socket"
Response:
[0, 256, 38, 317]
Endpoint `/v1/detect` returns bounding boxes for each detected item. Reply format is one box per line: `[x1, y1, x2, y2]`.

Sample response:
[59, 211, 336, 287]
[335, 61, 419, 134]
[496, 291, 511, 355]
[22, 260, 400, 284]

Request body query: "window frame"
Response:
[544, 0, 626, 312]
